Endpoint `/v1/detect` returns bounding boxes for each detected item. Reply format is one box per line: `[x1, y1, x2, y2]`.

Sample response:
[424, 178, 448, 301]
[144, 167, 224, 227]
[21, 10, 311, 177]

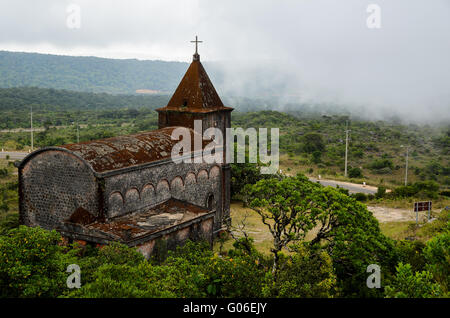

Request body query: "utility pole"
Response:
[30, 106, 34, 151]
[344, 121, 350, 177]
[405, 146, 409, 186]
[76, 122, 80, 143]
[401, 145, 409, 186]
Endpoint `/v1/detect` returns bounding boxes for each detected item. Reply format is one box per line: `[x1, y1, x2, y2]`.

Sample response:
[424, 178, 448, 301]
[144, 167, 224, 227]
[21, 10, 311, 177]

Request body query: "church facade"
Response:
[17, 45, 233, 258]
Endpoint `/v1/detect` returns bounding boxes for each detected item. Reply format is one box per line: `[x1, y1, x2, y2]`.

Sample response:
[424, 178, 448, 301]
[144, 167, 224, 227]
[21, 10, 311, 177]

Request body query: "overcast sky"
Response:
[0, 0, 449, 122]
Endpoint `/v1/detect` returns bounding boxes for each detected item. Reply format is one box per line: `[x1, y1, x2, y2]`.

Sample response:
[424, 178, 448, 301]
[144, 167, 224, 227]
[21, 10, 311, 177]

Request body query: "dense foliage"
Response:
[0, 226, 72, 297]
[0, 87, 167, 130]
[0, 214, 447, 298]
[0, 51, 187, 94]
[0, 173, 448, 298]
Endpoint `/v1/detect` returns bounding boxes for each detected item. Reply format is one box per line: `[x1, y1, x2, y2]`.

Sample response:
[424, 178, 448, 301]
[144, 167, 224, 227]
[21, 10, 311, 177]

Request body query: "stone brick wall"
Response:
[19, 150, 99, 230]
[103, 161, 224, 231]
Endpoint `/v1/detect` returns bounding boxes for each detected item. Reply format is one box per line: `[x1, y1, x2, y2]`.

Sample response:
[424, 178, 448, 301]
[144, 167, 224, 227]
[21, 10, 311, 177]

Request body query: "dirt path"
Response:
[367, 206, 427, 223]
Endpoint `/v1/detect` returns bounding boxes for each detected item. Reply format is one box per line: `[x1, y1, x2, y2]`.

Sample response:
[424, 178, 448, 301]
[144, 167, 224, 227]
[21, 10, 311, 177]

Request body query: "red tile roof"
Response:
[156, 59, 232, 113]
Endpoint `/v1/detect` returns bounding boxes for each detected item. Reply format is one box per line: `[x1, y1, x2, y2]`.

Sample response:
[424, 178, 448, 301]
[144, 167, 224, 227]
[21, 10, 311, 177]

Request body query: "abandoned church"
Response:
[17, 40, 233, 258]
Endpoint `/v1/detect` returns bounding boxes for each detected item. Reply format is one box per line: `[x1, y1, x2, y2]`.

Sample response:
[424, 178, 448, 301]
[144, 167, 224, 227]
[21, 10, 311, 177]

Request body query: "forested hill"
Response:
[0, 87, 170, 112]
[0, 51, 188, 94]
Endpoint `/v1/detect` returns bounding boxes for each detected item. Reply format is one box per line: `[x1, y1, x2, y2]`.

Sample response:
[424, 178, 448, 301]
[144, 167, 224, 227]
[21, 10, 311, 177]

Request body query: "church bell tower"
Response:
[156, 36, 233, 233]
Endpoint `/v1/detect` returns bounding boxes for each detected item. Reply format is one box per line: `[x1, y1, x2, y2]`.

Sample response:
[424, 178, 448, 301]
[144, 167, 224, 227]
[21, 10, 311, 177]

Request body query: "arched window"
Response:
[207, 194, 215, 211]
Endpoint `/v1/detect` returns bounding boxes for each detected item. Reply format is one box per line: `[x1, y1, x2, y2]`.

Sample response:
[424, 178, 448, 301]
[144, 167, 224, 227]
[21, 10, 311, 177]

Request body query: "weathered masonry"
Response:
[18, 43, 233, 258]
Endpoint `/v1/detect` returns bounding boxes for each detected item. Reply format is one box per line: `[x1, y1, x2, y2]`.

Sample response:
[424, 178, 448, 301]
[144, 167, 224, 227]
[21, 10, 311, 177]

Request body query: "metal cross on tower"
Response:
[191, 36, 202, 60]
[191, 36, 202, 54]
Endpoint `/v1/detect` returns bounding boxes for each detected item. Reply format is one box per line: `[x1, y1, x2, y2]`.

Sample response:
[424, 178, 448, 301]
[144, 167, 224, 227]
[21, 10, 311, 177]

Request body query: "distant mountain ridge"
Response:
[0, 86, 170, 112]
[0, 51, 189, 94]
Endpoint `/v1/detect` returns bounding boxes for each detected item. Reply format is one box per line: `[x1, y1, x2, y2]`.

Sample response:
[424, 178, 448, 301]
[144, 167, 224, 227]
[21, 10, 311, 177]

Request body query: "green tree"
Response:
[243, 174, 396, 296]
[231, 162, 265, 198]
[230, 144, 278, 198]
[265, 244, 337, 298]
[243, 175, 321, 275]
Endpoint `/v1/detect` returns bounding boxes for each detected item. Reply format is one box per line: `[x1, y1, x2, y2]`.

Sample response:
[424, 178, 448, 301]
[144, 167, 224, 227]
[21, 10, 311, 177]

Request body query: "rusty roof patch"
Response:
[60, 126, 206, 173]
[156, 60, 232, 113]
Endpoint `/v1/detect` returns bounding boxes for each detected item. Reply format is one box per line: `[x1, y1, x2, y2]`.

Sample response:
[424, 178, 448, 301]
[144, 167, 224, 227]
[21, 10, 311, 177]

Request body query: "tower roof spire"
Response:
[190, 35, 202, 61]
[156, 37, 233, 113]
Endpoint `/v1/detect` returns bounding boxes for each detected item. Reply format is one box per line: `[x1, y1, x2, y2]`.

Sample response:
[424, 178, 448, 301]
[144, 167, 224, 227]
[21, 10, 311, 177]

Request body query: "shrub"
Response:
[0, 226, 72, 297]
[352, 192, 367, 202]
[375, 167, 393, 175]
[71, 241, 146, 284]
[348, 167, 363, 178]
[0, 212, 19, 234]
[369, 158, 394, 171]
[395, 240, 426, 273]
[167, 240, 265, 298]
[392, 181, 440, 199]
[267, 245, 337, 298]
[68, 262, 180, 298]
[423, 230, 450, 292]
[204, 252, 265, 297]
[301, 133, 325, 154]
[0, 168, 8, 177]
[96, 242, 145, 265]
[376, 186, 386, 199]
[311, 151, 322, 164]
[335, 186, 349, 196]
[70, 241, 211, 298]
[385, 263, 443, 298]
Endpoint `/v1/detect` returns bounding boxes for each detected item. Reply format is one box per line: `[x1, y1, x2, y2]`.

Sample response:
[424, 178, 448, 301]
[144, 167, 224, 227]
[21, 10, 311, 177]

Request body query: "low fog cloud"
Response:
[0, 0, 449, 123]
